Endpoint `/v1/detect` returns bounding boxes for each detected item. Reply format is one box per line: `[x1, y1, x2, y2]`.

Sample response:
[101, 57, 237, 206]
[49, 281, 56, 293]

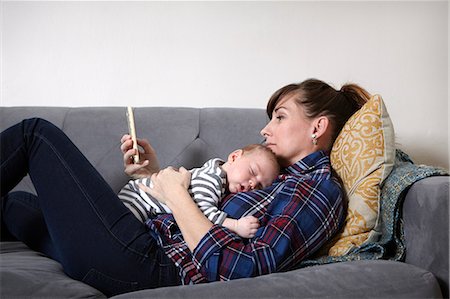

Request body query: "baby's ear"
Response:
[228, 149, 243, 162]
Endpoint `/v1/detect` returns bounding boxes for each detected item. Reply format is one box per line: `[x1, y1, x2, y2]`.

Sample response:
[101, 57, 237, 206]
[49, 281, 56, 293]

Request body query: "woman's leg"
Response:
[1, 191, 56, 257]
[0, 118, 180, 296]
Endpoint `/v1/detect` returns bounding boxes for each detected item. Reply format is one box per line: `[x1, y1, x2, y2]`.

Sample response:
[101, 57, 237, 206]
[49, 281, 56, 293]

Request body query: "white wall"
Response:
[1, 1, 448, 169]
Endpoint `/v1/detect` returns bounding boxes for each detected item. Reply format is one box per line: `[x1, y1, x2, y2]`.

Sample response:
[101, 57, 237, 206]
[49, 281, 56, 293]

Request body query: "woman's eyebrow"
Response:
[274, 106, 287, 113]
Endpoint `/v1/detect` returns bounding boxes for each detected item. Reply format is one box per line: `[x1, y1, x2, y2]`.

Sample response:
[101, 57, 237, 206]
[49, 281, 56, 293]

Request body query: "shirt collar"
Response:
[282, 150, 330, 176]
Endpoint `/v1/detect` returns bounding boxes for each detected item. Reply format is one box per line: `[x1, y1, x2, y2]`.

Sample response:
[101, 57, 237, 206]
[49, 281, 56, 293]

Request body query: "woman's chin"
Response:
[265, 144, 275, 151]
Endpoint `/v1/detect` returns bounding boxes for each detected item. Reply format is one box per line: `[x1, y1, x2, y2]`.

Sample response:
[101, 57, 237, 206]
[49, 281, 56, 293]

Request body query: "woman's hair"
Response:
[266, 78, 371, 148]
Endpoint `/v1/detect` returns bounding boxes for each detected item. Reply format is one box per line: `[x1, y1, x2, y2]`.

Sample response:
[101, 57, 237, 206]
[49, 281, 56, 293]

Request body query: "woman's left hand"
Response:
[139, 166, 191, 205]
[140, 166, 213, 252]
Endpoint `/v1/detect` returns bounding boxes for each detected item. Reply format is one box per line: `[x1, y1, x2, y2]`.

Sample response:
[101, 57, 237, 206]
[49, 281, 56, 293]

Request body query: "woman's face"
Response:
[260, 95, 315, 167]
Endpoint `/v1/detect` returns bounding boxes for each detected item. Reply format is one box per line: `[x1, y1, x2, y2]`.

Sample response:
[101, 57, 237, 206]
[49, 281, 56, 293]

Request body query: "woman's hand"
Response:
[139, 166, 191, 205]
[120, 134, 160, 179]
[140, 166, 213, 251]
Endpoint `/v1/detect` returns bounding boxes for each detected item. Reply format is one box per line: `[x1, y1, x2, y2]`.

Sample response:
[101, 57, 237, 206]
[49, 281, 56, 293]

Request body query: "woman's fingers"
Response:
[139, 174, 166, 203]
[120, 134, 131, 144]
[139, 166, 191, 204]
[138, 183, 152, 194]
[136, 138, 154, 154]
[120, 137, 133, 155]
[123, 148, 137, 165]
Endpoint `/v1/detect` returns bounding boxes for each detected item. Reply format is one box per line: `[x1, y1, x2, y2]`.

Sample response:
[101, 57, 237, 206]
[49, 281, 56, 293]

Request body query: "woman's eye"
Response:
[276, 115, 284, 121]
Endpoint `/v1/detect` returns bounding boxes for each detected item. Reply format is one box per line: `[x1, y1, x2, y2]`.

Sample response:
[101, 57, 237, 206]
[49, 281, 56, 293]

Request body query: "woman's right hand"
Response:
[120, 134, 160, 179]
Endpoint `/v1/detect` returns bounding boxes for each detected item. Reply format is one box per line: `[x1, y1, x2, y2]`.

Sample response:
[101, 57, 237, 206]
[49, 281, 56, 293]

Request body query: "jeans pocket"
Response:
[157, 249, 181, 287]
[82, 268, 139, 297]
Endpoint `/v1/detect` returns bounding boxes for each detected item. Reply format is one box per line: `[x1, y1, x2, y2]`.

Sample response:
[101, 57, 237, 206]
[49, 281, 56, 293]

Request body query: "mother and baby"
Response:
[0, 78, 371, 296]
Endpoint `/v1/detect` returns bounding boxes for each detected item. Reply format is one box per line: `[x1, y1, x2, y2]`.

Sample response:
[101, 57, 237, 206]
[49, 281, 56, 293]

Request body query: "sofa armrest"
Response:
[403, 176, 449, 298]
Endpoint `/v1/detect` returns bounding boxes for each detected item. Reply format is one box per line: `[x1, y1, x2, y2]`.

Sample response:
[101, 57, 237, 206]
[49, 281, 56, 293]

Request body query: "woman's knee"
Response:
[22, 118, 59, 134]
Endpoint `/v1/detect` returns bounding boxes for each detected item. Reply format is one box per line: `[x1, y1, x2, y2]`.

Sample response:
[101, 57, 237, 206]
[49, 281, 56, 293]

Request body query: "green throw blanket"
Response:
[298, 150, 449, 268]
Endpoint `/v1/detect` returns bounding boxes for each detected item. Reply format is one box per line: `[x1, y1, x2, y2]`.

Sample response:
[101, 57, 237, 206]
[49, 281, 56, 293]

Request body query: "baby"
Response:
[118, 144, 279, 238]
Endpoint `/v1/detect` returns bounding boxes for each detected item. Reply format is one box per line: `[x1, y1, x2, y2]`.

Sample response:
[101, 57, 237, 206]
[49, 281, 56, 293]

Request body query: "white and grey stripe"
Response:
[118, 158, 227, 224]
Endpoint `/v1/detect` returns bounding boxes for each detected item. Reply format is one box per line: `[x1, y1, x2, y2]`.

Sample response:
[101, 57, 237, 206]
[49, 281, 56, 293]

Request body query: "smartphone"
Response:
[126, 106, 140, 164]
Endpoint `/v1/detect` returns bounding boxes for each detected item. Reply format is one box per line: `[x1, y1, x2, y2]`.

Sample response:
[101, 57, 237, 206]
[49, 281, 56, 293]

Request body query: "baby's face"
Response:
[226, 152, 278, 193]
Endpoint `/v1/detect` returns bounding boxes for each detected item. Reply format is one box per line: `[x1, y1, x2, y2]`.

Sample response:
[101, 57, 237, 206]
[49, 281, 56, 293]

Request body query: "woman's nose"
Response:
[260, 124, 270, 137]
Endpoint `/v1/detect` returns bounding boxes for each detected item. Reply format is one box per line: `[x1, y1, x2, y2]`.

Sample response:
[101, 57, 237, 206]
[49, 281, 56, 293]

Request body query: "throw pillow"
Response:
[328, 94, 395, 256]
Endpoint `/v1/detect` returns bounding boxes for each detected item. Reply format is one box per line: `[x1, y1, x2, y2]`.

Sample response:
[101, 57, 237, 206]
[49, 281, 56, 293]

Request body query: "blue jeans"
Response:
[0, 118, 181, 296]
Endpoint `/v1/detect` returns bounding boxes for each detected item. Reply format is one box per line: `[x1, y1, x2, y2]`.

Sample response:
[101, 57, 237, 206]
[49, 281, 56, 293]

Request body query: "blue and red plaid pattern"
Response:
[147, 150, 345, 284]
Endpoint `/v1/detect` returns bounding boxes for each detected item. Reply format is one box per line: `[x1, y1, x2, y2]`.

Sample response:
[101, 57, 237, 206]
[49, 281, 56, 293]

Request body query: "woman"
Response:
[0, 78, 370, 296]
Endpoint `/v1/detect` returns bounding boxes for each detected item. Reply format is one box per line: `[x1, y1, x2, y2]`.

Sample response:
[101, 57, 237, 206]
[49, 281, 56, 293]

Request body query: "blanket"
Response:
[298, 150, 449, 268]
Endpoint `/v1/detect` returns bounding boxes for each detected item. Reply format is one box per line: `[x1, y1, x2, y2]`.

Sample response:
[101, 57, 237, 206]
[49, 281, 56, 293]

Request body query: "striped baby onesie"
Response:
[118, 158, 228, 224]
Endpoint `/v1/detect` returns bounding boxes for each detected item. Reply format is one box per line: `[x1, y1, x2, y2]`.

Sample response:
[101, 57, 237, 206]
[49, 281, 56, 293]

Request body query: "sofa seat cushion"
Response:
[112, 260, 442, 298]
[0, 242, 106, 298]
[2, 241, 442, 299]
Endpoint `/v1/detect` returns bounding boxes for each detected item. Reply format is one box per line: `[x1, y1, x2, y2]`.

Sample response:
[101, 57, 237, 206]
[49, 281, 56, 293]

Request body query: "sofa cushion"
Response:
[403, 176, 450, 298]
[0, 242, 106, 298]
[328, 95, 395, 256]
[111, 260, 442, 298]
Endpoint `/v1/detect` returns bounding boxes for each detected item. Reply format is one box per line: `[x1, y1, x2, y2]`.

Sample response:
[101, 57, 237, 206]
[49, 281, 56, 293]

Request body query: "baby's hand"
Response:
[235, 216, 259, 238]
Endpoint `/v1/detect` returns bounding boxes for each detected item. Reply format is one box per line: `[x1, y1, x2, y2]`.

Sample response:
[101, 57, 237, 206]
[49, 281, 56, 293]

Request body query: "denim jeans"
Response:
[0, 118, 181, 296]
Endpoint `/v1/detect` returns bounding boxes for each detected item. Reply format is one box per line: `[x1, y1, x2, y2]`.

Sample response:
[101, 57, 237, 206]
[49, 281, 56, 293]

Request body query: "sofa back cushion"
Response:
[0, 107, 267, 193]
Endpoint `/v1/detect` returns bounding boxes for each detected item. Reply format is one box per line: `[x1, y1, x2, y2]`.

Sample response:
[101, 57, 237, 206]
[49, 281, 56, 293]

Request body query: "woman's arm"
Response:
[143, 168, 344, 282]
[142, 167, 213, 251]
[189, 177, 345, 280]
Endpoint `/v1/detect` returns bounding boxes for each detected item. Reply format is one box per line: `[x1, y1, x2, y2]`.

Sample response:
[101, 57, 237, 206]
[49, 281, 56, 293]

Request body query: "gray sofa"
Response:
[1, 106, 449, 298]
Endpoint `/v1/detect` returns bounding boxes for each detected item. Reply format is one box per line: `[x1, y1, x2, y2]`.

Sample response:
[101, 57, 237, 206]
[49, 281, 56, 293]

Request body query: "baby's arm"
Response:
[223, 216, 259, 238]
[190, 166, 229, 225]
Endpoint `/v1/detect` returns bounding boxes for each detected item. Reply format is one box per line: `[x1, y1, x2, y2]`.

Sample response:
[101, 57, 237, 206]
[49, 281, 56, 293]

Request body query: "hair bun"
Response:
[339, 83, 370, 110]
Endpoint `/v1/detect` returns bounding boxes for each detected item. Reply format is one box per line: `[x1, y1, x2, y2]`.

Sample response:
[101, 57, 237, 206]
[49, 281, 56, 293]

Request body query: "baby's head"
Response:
[222, 144, 280, 193]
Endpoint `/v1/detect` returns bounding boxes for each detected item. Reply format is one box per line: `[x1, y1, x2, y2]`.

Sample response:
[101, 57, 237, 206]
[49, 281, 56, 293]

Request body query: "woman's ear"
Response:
[227, 149, 243, 163]
[312, 116, 330, 138]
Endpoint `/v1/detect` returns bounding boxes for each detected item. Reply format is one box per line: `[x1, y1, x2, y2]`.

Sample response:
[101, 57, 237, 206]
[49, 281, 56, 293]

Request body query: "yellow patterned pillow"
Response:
[328, 94, 395, 256]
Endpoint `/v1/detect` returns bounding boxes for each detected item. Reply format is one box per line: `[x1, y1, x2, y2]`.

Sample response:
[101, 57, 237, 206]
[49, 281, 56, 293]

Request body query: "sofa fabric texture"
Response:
[0, 106, 448, 298]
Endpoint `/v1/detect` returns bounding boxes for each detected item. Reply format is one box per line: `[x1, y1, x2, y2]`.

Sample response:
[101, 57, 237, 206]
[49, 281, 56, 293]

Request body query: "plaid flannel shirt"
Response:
[147, 150, 345, 284]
